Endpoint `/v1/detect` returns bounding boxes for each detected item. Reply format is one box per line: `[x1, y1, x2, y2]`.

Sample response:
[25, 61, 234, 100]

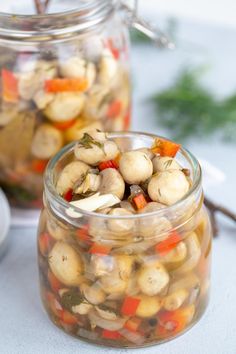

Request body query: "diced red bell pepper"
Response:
[107, 38, 120, 60]
[38, 232, 53, 256]
[53, 119, 77, 131]
[48, 270, 63, 293]
[2, 69, 19, 102]
[124, 317, 142, 332]
[107, 100, 122, 119]
[45, 78, 88, 93]
[98, 159, 119, 171]
[123, 109, 131, 130]
[63, 188, 73, 202]
[88, 243, 112, 255]
[157, 306, 195, 336]
[151, 138, 181, 158]
[102, 329, 121, 339]
[31, 159, 49, 174]
[155, 230, 182, 256]
[60, 310, 78, 325]
[121, 296, 141, 316]
[76, 224, 92, 245]
[132, 194, 147, 210]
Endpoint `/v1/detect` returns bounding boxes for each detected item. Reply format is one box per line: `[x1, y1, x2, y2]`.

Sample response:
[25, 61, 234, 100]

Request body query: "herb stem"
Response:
[204, 196, 236, 237]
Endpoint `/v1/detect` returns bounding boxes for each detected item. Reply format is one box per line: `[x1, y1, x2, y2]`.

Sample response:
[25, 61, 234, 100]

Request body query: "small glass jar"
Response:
[37, 132, 212, 348]
[0, 0, 134, 208]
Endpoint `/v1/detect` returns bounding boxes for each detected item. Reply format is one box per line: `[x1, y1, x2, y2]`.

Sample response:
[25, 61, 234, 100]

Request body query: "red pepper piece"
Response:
[98, 159, 119, 171]
[102, 329, 121, 339]
[124, 317, 142, 332]
[45, 78, 88, 93]
[48, 270, 63, 293]
[88, 243, 112, 255]
[53, 119, 77, 131]
[63, 188, 73, 202]
[155, 230, 182, 256]
[38, 232, 53, 256]
[132, 194, 147, 210]
[107, 100, 122, 119]
[157, 306, 195, 336]
[76, 225, 92, 245]
[152, 138, 181, 158]
[123, 109, 131, 130]
[2, 69, 19, 102]
[31, 159, 49, 174]
[121, 296, 141, 316]
[60, 310, 78, 325]
[107, 38, 120, 60]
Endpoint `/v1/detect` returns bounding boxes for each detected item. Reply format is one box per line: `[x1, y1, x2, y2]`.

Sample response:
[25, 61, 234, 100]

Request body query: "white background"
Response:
[139, 0, 236, 28]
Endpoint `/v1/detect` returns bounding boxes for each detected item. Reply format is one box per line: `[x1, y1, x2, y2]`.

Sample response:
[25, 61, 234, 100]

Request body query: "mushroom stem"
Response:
[204, 196, 236, 237]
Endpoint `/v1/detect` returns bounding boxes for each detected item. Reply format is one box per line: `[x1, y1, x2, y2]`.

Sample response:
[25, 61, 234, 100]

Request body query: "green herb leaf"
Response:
[78, 133, 103, 150]
[151, 67, 236, 141]
[60, 289, 83, 311]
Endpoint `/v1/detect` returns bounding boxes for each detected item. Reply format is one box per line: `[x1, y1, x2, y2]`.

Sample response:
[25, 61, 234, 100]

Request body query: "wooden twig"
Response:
[204, 196, 236, 237]
[34, 0, 50, 14]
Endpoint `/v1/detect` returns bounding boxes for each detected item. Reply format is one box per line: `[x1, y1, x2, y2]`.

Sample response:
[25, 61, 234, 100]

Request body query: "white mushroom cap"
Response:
[152, 156, 181, 173]
[115, 255, 134, 281]
[65, 121, 103, 143]
[136, 295, 162, 318]
[47, 217, 68, 241]
[56, 160, 89, 195]
[60, 57, 96, 89]
[74, 139, 119, 166]
[99, 273, 128, 294]
[163, 289, 189, 311]
[99, 49, 118, 85]
[138, 202, 171, 238]
[31, 124, 63, 160]
[90, 255, 115, 277]
[103, 140, 120, 161]
[135, 148, 155, 160]
[119, 151, 153, 184]
[80, 282, 106, 305]
[72, 302, 92, 315]
[44, 92, 85, 122]
[49, 242, 83, 286]
[33, 90, 54, 109]
[107, 208, 135, 234]
[99, 168, 125, 200]
[161, 241, 187, 268]
[137, 262, 169, 296]
[148, 170, 189, 205]
[75, 144, 104, 166]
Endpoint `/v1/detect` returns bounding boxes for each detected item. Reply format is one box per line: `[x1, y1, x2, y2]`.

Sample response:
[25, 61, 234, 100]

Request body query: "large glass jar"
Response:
[0, 0, 134, 208]
[37, 132, 212, 348]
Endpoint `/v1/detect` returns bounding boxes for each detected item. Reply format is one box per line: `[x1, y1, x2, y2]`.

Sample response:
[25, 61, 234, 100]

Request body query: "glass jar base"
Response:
[42, 296, 209, 349]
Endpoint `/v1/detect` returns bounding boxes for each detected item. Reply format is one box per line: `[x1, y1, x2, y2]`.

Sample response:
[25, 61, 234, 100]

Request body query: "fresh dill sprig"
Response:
[151, 67, 236, 141]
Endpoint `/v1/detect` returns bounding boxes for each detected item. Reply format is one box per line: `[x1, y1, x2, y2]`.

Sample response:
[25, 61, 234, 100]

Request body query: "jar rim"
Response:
[44, 131, 202, 221]
[0, 0, 118, 42]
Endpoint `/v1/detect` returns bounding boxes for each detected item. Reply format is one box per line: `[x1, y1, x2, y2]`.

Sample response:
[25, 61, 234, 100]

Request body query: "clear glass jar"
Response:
[0, 0, 133, 208]
[37, 132, 212, 348]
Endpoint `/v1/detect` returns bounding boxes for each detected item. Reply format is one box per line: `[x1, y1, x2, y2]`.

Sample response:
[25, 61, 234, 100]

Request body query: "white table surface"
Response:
[1, 18, 236, 354]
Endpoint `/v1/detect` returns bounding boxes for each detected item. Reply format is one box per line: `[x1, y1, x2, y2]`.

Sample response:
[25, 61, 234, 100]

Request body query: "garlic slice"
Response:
[66, 192, 120, 218]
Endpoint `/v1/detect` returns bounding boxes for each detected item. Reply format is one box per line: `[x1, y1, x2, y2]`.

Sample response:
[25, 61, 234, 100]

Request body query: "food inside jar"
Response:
[38, 133, 211, 347]
[0, 36, 130, 208]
